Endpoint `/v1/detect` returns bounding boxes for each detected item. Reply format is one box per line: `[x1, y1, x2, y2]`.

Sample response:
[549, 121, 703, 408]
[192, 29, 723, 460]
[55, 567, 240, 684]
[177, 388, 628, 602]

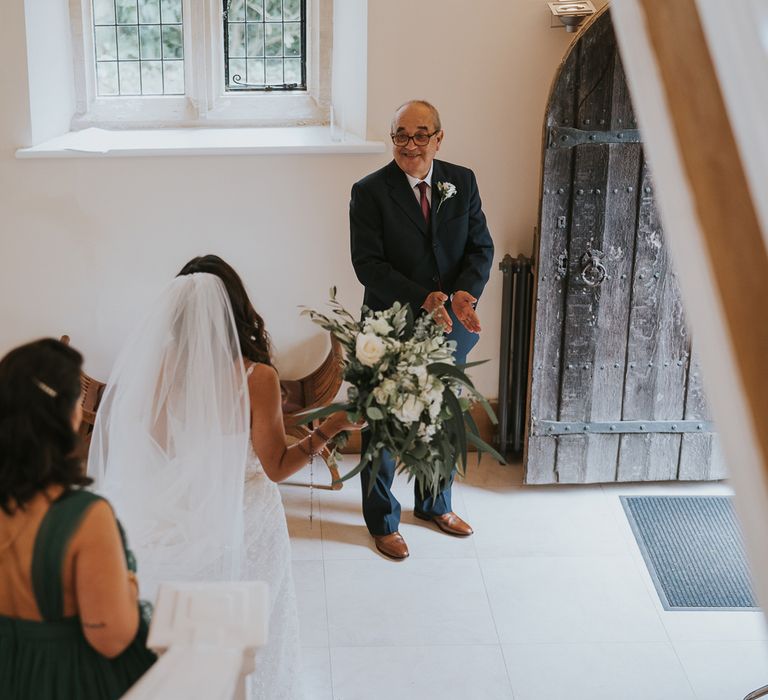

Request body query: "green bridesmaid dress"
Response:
[0, 489, 156, 699]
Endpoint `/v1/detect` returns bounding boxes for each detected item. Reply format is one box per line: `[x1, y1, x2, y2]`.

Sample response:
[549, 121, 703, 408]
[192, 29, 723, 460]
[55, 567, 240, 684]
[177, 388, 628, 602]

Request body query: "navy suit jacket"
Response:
[350, 159, 494, 319]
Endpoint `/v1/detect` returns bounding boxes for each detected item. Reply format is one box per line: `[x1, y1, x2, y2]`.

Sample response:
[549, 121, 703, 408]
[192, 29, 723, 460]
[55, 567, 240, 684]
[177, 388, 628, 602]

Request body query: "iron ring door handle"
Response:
[580, 249, 607, 287]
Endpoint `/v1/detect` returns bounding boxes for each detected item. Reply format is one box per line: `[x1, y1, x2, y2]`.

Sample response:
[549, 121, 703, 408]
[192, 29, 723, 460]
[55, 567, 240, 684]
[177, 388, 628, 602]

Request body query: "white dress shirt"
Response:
[405, 164, 434, 206]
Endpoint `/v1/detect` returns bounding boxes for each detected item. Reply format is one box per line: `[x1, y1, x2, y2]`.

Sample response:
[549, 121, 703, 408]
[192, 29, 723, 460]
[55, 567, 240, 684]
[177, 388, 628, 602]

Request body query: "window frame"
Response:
[223, 0, 307, 92]
[70, 0, 329, 128]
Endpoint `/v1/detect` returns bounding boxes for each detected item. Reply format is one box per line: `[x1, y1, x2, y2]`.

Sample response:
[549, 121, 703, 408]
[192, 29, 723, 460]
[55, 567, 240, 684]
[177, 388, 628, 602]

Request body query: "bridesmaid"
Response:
[0, 339, 155, 700]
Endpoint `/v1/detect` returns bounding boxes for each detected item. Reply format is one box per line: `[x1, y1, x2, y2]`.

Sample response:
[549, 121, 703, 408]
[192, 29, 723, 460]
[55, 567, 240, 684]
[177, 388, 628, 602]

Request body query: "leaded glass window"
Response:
[224, 0, 306, 91]
[92, 0, 185, 96]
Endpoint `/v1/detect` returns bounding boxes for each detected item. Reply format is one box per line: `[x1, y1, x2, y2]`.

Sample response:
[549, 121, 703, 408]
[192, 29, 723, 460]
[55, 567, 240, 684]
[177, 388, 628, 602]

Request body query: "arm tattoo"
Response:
[82, 621, 107, 629]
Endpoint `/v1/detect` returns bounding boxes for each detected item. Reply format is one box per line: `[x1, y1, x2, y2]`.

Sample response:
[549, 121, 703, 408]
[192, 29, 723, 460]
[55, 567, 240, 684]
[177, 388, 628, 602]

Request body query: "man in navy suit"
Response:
[350, 100, 494, 560]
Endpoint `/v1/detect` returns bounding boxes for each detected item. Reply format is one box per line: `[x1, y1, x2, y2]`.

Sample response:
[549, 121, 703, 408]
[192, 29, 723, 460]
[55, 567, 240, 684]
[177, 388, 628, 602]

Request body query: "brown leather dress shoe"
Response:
[373, 532, 409, 560]
[414, 511, 474, 537]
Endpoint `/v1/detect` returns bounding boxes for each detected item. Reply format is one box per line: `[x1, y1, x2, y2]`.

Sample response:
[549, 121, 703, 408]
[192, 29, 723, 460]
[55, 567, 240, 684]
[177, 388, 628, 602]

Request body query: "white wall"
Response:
[0, 0, 604, 394]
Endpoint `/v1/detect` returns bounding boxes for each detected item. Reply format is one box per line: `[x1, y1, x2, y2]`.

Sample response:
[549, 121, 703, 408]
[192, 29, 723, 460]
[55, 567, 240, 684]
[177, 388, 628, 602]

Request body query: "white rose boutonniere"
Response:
[435, 181, 457, 213]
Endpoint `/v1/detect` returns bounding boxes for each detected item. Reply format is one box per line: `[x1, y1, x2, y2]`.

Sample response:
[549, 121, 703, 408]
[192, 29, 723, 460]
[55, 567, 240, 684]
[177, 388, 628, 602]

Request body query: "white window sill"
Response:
[15, 126, 385, 159]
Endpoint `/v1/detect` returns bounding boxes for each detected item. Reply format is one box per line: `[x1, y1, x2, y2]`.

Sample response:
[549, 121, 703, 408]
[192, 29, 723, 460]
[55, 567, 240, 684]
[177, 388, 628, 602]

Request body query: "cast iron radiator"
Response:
[496, 254, 533, 455]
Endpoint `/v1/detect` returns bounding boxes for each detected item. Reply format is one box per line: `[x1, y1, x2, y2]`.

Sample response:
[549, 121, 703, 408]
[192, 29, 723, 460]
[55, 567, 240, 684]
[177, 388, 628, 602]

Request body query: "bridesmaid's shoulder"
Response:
[68, 496, 120, 549]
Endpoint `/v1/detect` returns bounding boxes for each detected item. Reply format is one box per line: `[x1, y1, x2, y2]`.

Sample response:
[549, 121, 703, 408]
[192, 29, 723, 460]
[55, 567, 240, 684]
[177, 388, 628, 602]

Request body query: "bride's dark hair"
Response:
[178, 255, 273, 366]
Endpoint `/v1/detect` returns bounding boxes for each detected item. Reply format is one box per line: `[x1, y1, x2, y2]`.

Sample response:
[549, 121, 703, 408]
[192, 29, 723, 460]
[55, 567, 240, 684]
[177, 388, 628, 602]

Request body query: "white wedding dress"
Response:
[87, 274, 304, 699]
[242, 367, 304, 700]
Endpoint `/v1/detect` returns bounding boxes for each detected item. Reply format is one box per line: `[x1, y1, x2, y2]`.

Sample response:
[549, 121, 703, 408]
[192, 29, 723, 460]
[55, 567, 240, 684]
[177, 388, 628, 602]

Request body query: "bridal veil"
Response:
[88, 273, 250, 598]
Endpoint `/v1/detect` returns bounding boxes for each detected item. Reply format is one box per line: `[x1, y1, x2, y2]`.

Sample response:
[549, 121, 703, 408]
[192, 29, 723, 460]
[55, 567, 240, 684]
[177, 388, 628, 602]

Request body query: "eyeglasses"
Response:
[390, 130, 440, 147]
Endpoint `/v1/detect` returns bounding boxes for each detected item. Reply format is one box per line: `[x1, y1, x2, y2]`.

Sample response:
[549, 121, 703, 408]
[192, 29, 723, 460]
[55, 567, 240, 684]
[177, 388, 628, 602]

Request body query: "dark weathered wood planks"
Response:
[617, 158, 690, 480]
[679, 343, 727, 480]
[526, 35, 579, 484]
[525, 8, 721, 485]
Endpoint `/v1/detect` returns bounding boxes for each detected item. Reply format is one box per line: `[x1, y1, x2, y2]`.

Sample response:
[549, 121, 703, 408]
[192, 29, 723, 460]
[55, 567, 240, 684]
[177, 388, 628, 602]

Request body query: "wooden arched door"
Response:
[524, 7, 725, 484]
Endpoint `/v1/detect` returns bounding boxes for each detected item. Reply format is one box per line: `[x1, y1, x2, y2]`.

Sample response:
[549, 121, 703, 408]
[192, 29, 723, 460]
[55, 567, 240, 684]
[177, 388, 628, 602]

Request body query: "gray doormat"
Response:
[621, 496, 758, 611]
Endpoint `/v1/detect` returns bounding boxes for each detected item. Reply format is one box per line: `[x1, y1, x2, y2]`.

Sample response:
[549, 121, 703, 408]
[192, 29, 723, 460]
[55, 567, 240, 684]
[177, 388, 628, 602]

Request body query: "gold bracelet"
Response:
[127, 571, 139, 591]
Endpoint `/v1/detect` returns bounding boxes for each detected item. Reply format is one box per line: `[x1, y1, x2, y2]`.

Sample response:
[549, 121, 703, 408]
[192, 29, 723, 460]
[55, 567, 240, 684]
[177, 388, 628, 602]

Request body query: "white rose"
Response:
[427, 337, 443, 352]
[373, 379, 397, 406]
[355, 332, 386, 367]
[418, 422, 438, 442]
[421, 378, 442, 402]
[365, 317, 393, 336]
[393, 395, 425, 424]
[410, 364, 428, 387]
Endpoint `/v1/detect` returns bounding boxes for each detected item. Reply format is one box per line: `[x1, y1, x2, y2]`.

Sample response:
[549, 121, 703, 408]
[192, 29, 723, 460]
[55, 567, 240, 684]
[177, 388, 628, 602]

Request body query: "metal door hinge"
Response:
[531, 419, 715, 436]
[548, 126, 642, 148]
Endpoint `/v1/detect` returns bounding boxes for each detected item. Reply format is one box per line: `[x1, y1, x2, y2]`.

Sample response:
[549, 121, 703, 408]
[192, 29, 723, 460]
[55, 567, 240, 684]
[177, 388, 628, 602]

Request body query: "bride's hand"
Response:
[323, 411, 365, 435]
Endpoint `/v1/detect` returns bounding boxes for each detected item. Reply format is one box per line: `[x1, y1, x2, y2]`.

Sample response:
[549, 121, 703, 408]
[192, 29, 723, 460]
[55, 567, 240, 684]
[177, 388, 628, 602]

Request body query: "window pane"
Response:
[95, 26, 117, 60]
[284, 57, 300, 84]
[115, 0, 137, 24]
[138, 0, 161, 24]
[229, 58, 246, 87]
[229, 23, 246, 58]
[223, 0, 305, 91]
[265, 0, 282, 21]
[141, 61, 164, 94]
[118, 61, 141, 94]
[246, 23, 264, 56]
[246, 58, 265, 85]
[117, 26, 140, 60]
[163, 60, 184, 93]
[160, 0, 183, 23]
[284, 22, 300, 57]
[264, 23, 282, 56]
[91, 0, 184, 96]
[283, 0, 301, 21]
[162, 25, 184, 59]
[228, 0, 246, 22]
[140, 25, 162, 59]
[246, 0, 263, 22]
[96, 61, 119, 94]
[93, 0, 116, 25]
[265, 58, 283, 84]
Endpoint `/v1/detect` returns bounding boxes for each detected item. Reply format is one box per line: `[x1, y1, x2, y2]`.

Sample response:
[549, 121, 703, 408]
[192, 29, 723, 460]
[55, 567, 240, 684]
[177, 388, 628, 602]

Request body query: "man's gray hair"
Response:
[391, 100, 442, 133]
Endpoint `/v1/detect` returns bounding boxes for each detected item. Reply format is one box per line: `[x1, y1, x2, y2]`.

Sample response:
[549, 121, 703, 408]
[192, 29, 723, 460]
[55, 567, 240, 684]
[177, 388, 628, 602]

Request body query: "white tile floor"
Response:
[278, 455, 768, 700]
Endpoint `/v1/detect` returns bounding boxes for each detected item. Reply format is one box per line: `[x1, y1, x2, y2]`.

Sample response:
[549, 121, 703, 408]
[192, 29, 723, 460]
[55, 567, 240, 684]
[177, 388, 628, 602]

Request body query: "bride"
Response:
[88, 255, 358, 699]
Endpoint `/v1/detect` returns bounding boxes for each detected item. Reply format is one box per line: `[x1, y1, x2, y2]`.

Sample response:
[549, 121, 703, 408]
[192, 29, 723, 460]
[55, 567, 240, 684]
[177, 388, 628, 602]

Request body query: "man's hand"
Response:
[450, 291, 481, 333]
[421, 291, 453, 332]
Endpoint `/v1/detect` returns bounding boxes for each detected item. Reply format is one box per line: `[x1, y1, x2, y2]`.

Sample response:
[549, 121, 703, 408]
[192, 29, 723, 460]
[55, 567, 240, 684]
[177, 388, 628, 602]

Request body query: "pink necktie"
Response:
[417, 181, 430, 226]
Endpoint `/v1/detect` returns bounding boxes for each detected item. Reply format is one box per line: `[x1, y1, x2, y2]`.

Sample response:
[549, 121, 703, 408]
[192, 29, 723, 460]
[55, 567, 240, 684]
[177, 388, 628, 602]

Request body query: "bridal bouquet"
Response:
[299, 290, 504, 498]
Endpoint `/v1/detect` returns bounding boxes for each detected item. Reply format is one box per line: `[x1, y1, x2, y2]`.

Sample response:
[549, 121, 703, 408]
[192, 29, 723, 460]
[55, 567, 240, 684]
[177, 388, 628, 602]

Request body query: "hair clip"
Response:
[34, 378, 58, 398]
